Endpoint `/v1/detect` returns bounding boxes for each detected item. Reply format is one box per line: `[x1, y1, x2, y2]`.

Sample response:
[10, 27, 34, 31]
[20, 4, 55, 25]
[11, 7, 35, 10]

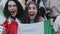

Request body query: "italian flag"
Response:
[44, 20, 56, 34]
[0, 9, 56, 34]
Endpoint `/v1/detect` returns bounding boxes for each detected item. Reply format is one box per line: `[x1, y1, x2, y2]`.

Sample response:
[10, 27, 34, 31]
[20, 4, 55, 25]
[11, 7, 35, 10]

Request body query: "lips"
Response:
[28, 11, 35, 16]
[28, 12, 35, 16]
[10, 11, 15, 13]
[10, 11, 16, 15]
[29, 13, 35, 16]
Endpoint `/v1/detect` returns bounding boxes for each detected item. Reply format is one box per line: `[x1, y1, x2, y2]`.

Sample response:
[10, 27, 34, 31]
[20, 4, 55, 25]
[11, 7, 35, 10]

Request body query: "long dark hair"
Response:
[22, 1, 40, 23]
[3, 0, 24, 20]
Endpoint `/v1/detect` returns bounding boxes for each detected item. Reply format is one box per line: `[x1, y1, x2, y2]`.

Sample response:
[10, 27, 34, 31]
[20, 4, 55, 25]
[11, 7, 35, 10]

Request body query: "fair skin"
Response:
[28, 3, 44, 21]
[0, 1, 20, 34]
[28, 4, 37, 19]
[8, 1, 18, 24]
[2, 1, 18, 34]
[8, 1, 17, 17]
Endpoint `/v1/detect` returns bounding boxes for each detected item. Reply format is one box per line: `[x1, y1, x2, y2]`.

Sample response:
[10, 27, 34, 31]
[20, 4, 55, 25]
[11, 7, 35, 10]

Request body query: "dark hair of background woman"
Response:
[3, 0, 24, 20]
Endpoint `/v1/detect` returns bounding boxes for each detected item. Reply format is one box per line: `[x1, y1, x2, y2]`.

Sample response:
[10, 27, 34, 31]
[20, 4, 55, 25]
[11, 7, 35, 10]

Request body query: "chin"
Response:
[12, 15, 15, 17]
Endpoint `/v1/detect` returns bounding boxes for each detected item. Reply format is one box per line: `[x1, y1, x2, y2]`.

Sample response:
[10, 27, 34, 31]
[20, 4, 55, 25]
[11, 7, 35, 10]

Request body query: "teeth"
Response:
[29, 13, 35, 16]
[11, 11, 15, 13]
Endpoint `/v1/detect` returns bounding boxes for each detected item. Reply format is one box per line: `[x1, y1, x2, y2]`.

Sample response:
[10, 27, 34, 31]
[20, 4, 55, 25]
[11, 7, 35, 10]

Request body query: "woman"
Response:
[1, 0, 24, 34]
[22, 1, 44, 23]
[19, 1, 44, 34]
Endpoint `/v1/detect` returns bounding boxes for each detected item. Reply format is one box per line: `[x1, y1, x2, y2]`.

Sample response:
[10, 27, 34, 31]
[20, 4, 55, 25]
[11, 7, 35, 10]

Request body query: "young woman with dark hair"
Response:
[0, 0, 24, 34]
[19, 2, 44, 34]
[3, 0, 24, 19]
[22, 1, 44, 23]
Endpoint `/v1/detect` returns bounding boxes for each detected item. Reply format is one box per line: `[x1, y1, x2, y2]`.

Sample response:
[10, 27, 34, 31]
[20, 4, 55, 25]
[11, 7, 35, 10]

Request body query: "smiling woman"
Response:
[8, 1, 18, 17]
[22, 1, 42, 23]
[21, 1, 44, 34]
[1, 0, 24, 34]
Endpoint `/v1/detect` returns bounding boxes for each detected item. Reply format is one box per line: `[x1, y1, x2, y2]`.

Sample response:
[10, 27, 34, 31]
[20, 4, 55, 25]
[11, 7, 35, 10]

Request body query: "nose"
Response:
[11, 6, 14, 11]
[30, 9, 34, 12]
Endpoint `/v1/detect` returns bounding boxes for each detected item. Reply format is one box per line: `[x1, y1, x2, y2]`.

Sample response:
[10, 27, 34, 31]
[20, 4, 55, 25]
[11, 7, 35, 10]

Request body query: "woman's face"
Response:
[28, 4, 37, 17]
[8, 1, 17, 17]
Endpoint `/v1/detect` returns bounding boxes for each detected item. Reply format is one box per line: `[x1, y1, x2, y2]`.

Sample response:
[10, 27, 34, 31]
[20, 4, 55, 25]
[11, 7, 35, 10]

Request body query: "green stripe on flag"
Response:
[44, 20, 56, 34]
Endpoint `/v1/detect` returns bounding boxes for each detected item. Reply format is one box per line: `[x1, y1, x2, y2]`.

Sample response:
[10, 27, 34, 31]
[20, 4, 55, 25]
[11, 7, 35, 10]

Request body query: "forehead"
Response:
[8, 1, 16, 5]
[29, 4, 36, 7]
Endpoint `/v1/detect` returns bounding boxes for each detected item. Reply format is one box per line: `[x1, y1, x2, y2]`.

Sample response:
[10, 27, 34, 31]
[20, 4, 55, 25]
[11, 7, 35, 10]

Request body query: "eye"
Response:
[28, 7, 31, 10]
[13, 5, 17, 7]
[8, 5, 11, 7]
[33, 7, 36, 10]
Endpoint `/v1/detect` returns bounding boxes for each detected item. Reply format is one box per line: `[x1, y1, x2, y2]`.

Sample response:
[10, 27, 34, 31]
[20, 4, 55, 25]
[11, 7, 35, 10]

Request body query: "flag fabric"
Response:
[44, 20, 56, 34]
[57, 30, 60, 34]
[0, 9, 56, 34]
[19, 22, 44, 34]
[2, 19, 18, 34]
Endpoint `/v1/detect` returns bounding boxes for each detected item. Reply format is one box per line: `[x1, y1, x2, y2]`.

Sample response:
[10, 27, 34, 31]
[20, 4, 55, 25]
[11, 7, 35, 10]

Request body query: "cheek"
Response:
[28, 9, 30, 13]
[8, 7, 11, 12]
[16, 11, 17, 14]
[14, 7, 17, 9]
[15, 7, 17, 9]
[35, 9, 37, 13]
[35, 12, 37, 15]
[15, 7, 18, 11]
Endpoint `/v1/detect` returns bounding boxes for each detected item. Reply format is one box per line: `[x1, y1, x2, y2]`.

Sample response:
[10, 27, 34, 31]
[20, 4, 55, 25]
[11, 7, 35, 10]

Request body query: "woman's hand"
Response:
[0, 26, 6, 34]
[50, 19, 54, 25]
[39, 17, 44, 22]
